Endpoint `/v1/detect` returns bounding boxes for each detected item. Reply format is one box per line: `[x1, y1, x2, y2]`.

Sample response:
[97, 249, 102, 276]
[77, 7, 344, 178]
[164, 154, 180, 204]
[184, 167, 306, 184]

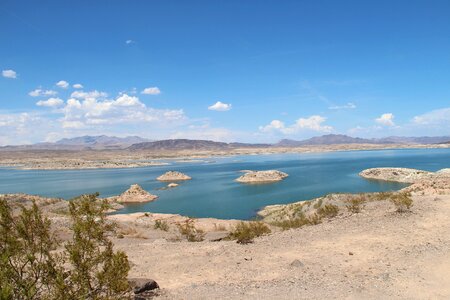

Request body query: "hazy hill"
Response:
[55, 135, 151, 149]
[275, 134, 376, 147]
[275, 134, 450, 147]
[129, 139, 231, 151]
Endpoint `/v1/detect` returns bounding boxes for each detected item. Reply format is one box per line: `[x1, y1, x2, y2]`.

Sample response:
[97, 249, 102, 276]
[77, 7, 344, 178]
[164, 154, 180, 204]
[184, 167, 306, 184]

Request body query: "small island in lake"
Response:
[236, 170, 288, 183]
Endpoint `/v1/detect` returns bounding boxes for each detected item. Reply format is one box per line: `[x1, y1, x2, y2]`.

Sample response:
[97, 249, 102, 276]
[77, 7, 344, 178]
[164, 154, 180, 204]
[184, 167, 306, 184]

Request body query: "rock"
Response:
[236, 170, 288, 183]
[157, 171, 191, 181]
[115, 184, 158, 203]
[167, 182, 179, 188]
[359, 168, 432, 183]
[290, 259, 305, 268]
[133, 279, 160, 294]
[349, 252, 354, 256]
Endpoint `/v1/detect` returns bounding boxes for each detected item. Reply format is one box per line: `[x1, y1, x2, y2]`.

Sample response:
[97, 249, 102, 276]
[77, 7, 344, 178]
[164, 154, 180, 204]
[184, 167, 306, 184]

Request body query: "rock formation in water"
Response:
[360, 167, 450, 195]
[115, 184, 158, 203]
[359, 168, 433, 183]
[167, 183, 179, 188]
[157, 171, 192, 181]
[236, 170, 288, 183]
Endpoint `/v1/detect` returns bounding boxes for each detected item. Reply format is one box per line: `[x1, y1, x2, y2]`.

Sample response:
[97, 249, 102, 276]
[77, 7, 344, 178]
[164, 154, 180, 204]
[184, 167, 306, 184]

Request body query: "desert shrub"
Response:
[307, 213, 322, 225]
[61, 194, 131, 299]
[0, 197, 62, 300]
[0, 194, 131, 299]
[317, 204, 339, 218]
[313, 198, 323, 209]
[271, 213, 323, 230]
[228, 221, 271, 244]
[390, 192, 413, 213]
[346, 195, 366, 213]
[154, 219, 169, 231]
[177, 218, 204, 242]
[271, 216, 309, 230]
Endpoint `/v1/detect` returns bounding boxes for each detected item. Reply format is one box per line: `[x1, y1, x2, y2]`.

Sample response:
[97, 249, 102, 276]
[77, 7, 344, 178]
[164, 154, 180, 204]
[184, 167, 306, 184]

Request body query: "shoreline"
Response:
[2, 166, 449, 298]
[0, 143, 449, 170]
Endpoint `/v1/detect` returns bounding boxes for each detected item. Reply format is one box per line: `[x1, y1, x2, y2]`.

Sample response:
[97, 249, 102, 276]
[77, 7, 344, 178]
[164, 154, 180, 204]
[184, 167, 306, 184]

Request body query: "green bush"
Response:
[154, 219, 169, 231]
[0, 197, 62, 300]
[228, 221, 271, 244]
[0, 194, 131, 299]
[346, 195, 366, 213]
[177, 218, 204, 242]
[390, 192, 413, 212]
[317, 204, 339, 218]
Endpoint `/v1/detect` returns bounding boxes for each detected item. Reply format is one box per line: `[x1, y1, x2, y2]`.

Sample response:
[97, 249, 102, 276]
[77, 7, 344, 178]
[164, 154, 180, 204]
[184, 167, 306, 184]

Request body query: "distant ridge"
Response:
[1, 134, 450, 151]
[275, 134, 450, 147]
[275, 134, 376, 147]
[128, 139, 271, 151]
[0, 135, 151, 150]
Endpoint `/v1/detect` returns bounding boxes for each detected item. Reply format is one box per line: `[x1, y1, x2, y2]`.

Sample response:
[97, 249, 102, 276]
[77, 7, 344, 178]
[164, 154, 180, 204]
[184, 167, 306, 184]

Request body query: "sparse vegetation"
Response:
[390, 192, 413, 212]
[346, 195, 366, 213]
[228, 221, 271, 244]
[0, 194, 131, 299]
[154, 219, 169, 231]
[317, 204, 339, 218]
[177, 218, 205, 242]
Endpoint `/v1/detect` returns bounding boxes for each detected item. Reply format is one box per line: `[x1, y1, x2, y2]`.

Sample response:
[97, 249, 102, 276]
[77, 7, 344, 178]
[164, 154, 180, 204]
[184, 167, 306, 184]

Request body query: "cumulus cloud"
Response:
[56, 80, 69, 89]
[125, 39, 135, 45]
[260, 115, 333, 134]
[2, 69, 17, 79]
[72, 83, 83, 89]
[328, 102, 356, 110]
[36, 98, 64, 107]
[375, 113, 395, 126]
[29, 88, 58, 97]
[208, 101, 232, 111]
[141, 87, 161, 95]
[58, 92, 184, 129]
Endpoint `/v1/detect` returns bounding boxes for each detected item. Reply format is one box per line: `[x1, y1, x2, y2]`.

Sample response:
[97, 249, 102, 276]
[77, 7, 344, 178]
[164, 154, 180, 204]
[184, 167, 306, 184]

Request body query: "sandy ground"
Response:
[115, 194, 450, 299]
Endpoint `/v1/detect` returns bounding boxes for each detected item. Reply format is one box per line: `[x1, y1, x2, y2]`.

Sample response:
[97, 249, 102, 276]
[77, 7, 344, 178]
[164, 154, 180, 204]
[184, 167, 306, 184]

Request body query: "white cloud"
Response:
[56, 80, 69, 89]
[412, 107, 450, 126]
[0, 112, 53, 145]
[328, 102, 356, 110]
[125, 39, 135, 44]
[73, 83, 83, 89]
[58, 92, 185, 129]
[29, 88, 58, 97]
[141, 87, 161, 95]
[375, 113, 395, 126]
[2, 69, 17, 79]
[208, 101, 232, 111]
[260, 115, 333, 134]
[70, 90, 108, 99]
[36, 98, 64, 107]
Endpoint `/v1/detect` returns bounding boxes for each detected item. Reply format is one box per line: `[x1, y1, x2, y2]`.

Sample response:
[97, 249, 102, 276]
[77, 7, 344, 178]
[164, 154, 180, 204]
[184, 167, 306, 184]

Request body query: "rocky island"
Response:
[236, 170, 288, 183]
[359, 167, 434, 183]
[110, 184, 158, 203]
[157, 171, 192, 181]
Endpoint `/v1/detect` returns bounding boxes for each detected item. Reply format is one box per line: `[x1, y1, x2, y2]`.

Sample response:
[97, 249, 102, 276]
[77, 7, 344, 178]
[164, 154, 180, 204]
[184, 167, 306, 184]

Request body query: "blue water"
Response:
[0, 148, 449, 219]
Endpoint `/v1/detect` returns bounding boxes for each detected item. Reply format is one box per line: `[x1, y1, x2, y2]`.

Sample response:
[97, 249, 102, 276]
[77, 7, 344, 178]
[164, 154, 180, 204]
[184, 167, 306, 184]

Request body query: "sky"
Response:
[1, 0, 450, 145]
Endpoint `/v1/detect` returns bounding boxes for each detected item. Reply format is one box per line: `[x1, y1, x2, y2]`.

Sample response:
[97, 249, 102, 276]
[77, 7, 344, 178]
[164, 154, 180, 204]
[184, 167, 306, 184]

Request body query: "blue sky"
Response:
[1, 0, 450, 145]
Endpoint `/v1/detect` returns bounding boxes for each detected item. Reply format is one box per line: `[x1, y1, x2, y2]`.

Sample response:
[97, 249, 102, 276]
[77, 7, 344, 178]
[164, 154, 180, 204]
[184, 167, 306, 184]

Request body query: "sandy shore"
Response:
[0, 143, 449, 170]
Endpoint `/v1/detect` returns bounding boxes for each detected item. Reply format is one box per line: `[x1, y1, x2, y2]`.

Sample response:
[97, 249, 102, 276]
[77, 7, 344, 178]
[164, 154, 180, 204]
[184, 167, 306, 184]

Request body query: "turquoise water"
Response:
[0, 148, 449, 219]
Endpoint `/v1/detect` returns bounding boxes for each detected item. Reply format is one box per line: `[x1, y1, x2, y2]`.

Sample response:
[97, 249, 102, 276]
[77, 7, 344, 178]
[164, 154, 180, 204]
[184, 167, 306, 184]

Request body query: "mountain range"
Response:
[1, 134, 450, 151]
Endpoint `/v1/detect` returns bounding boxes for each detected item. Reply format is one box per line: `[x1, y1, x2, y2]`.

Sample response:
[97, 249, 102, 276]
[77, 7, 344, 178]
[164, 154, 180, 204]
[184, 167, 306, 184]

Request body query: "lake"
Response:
[0, 148, 449, 219]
